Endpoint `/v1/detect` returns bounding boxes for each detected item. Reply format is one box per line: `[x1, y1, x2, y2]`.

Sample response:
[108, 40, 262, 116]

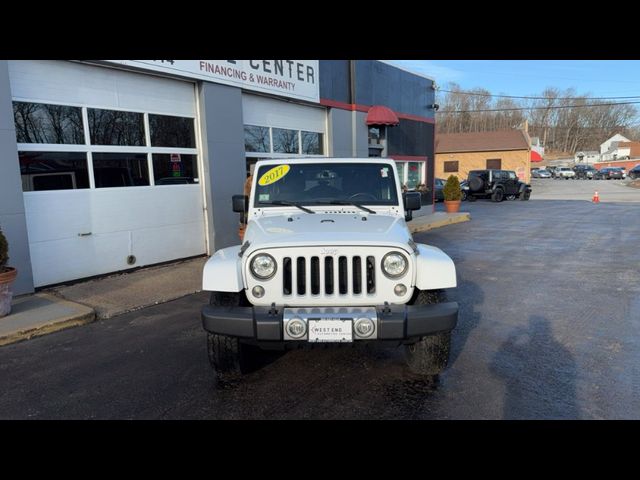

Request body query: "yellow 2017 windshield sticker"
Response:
[258, 165, 290, 186]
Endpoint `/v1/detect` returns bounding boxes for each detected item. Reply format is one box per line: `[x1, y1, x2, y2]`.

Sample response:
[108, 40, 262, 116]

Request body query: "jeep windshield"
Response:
[253, 162, 399, 208]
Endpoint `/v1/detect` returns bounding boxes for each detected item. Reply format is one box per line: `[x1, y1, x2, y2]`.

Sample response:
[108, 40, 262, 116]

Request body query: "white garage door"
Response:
[9, 60, 207, 286]
[242, 94, 327, 173]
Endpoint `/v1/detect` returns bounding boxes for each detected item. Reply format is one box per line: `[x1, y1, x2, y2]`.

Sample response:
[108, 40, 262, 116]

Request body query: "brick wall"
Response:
[594, 159, 640, 170]
[435, 149, 531, 183]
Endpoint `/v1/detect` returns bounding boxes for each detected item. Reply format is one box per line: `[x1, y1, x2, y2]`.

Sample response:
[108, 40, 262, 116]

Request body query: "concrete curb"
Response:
[409, 212, 471, 234]
[0, 293, 95, 347]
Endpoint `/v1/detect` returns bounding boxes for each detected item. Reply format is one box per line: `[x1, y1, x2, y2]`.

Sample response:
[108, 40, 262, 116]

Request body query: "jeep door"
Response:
[505, 171, 519, 195]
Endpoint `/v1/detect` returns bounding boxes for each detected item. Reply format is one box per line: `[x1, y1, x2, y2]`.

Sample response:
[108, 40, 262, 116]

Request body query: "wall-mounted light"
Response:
[429, 104, 440, 111]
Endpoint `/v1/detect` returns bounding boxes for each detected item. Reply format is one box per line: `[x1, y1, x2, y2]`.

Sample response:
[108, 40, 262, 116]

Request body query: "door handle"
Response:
[78, 232, 92, 237]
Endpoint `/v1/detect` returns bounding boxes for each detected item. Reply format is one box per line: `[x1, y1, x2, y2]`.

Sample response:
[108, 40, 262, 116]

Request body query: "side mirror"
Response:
[403, 192, 421, 211]
[232, 194, 248, 213]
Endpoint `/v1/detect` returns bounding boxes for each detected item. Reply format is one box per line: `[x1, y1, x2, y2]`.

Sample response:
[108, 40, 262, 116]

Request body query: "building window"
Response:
[444, 161, 459, 173]
[301, 131, 323, 155]
[368, 126, 386, 157]
[486, 158, 502, 169]
[14, 101, 198, 192]
[88, 108, 145, 146]
[19, 151, 89, 191]
[407, 162, 422, 189]
[149, 114, 195, 148]
[13, 102, 84, 144]
[92, 153, 149, 188]
[396, 162, 405, 187]
[272, 128, 300, 153]
[395, 160, 425, 190]
[152, 154, 199, 185]
[244, 125, 271, 153]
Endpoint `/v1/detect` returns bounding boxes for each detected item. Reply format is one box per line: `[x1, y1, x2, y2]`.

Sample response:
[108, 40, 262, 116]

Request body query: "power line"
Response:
[437, 88, 640, 101]
[437, 101, 640, 114]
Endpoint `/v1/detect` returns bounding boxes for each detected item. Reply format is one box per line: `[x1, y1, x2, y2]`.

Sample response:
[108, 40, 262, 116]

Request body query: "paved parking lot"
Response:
[530, 176, 640, 202]
[0, 180, 639, 419]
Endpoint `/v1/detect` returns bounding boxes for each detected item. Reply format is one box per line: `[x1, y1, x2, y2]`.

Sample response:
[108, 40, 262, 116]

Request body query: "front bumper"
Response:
[201, 302, 458, 343]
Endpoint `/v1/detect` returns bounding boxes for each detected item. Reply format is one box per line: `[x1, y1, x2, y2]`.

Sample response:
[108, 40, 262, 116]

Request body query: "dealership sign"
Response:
[105, 60, 319, 103]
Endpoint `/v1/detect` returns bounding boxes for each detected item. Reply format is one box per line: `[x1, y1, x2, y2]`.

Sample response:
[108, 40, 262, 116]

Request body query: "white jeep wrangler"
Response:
[201, 158, 458, 381]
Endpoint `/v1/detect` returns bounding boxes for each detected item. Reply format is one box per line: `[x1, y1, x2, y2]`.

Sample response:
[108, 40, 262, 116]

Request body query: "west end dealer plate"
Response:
[308, 319, 353, 343]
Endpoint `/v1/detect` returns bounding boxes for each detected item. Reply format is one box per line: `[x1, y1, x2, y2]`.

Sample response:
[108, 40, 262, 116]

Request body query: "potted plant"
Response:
[443, 175, 462, 213]
[0, 226, 18, 317]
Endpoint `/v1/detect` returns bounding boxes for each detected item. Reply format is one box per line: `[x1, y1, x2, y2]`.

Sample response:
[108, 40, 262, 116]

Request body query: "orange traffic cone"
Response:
[592, 191, 600, 203]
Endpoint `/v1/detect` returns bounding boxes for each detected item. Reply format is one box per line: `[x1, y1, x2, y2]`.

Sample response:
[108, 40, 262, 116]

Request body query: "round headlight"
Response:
[381, 252, 408, 278]
[250, 253, 277, 279]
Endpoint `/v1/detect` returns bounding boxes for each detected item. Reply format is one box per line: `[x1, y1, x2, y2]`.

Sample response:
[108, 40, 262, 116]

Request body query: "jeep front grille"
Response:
[283, 255, 376, 297]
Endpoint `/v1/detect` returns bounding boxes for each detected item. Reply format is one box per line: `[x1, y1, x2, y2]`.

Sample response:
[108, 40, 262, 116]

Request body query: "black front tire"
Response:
[206, 292, 257, 383]
[520, 191, 531, 200]
[491, 189, 504, 202]
[404, 290, 452, 377]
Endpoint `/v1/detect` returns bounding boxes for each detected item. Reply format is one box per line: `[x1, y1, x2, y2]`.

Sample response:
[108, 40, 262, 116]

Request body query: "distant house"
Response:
[599, 133, 640, 161]
[574, 151, 599, 164]
[435, 129, 531, 182]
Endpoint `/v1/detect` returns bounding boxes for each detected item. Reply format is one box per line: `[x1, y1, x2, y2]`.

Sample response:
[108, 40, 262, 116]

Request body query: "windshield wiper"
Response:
[329, 200, 376, 214]
[259, 200, 315, 214]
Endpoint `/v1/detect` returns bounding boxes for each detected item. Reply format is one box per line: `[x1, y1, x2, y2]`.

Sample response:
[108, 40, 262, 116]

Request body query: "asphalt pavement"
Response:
[1, 180, 639, 419]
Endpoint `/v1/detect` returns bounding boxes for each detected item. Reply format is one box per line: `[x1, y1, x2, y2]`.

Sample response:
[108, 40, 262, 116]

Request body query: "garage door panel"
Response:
[30, 232, 131, 286]
[88, 186, 204, 233]
[131, 222, 206, 267]
[23, 192, 91, 243]
[9, 60, 196, 116]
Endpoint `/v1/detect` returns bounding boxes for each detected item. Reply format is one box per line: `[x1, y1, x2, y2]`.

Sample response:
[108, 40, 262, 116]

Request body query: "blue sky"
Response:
[388, 60, 640, 97]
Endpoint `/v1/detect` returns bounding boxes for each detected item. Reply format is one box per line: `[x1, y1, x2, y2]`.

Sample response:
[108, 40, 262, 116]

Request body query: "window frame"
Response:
[13, 98, 199, 192]
[486, 158, 502, 170]
[243, 123, 326, 160]
[443, 160, 459, 173]
[394, 159, 426, 190]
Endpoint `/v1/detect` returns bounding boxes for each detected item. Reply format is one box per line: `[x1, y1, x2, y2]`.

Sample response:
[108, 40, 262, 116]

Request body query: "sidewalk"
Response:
[0, 210, 470, 347]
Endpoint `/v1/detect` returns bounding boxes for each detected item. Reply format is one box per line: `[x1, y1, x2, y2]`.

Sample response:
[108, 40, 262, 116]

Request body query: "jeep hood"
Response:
[243, 213, 412, 251]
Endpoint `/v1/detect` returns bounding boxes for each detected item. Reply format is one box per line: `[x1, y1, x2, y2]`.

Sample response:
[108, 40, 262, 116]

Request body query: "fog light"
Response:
[252, 286, 265, 298]
[287, 318, 306, 338]
[354, 318, 374, 338]
[394, 284, 407, 296]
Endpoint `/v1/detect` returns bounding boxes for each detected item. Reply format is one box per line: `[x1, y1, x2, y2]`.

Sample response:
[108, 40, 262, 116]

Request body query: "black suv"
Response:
[573, 164, 596, 179]
[463, 169, 532, 202]
[628, 165, 640, 179]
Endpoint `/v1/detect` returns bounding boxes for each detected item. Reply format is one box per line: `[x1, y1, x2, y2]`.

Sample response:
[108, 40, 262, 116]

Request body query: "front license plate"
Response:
[308, 319, 353, 343]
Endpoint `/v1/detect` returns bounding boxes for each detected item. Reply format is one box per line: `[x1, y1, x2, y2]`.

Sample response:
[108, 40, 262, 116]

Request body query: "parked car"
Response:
[532, 169, 551, 178]
[628, 164, 640, 179]
[594, 167, 624, 180]
[554, 167, 576, 179]
[573, 165, 596, 180]
[201, 158, 458, 381]
[462, 169, 531, 202]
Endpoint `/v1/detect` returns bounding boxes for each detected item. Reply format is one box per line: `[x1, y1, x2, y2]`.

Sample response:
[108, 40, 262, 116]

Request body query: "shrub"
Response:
[0, 226, 8, 270]
[443, 175, 462, 201]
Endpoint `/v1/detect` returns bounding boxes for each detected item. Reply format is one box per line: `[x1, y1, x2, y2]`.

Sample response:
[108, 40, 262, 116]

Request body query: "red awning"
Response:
[531, 150, 543, 162]
[366, 105, 400, 126]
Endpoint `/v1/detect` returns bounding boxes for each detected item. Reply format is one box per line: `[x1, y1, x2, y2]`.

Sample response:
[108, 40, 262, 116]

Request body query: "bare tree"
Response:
[436, 83, 639, 154]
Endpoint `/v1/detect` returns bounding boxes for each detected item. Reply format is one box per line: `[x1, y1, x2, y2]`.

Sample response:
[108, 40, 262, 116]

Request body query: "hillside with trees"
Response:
[436, 83, 640, 154]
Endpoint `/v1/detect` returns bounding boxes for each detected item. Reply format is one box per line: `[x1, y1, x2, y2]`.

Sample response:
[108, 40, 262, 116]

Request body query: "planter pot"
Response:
[444, 200, 461, 213]
[0, 267, 17, 317]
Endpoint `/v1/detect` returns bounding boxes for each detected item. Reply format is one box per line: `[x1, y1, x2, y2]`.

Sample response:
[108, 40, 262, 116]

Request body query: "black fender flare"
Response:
[518, 183, 531, 194]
